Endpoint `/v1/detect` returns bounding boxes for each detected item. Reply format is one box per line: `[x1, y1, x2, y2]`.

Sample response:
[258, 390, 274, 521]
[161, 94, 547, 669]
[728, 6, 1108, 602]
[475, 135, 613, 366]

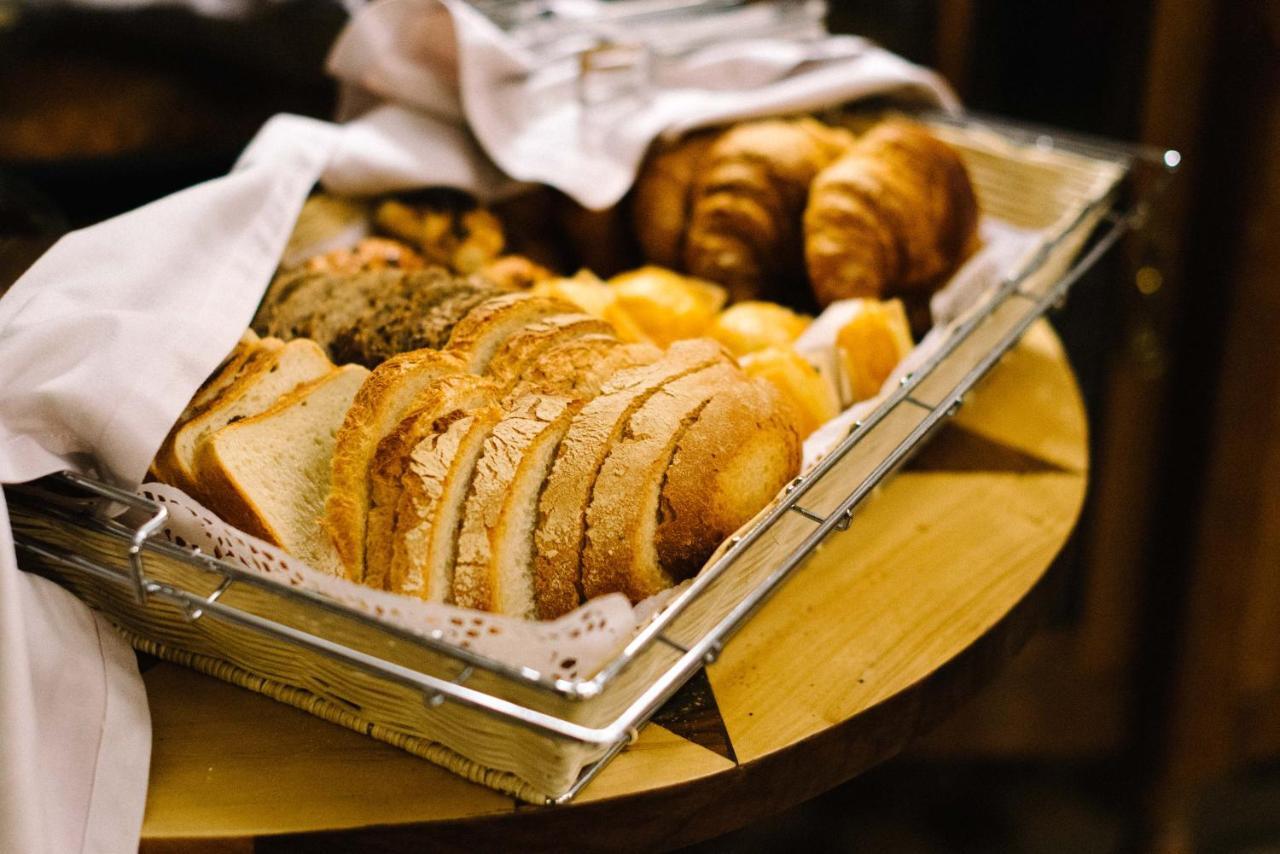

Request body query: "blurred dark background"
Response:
[2, 1, 1278, 851]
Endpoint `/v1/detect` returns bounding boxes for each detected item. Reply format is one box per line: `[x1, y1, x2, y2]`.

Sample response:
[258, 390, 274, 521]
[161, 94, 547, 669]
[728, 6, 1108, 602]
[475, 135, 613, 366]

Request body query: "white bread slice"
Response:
[195, 364, 370, 574]
[186, 329, 263, 416]
[508, 336, 664, 401]
[366, 374, 500, 589]
[531, 339, 732, 618]
[391, 403, 503, 601]
[656, 376, 802, 579]
[324, 349, 466, 587]
[150, 330, 265, 483]
[453, 395, 580, 616]
[168, 338, 331, 495]
[581, 361, 743, 603]
[484, 312, 614, 391]
[444, 292, 578, 373]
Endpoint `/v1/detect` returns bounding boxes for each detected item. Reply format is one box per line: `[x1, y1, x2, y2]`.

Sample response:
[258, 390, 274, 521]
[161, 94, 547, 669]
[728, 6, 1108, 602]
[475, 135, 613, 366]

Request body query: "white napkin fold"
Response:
[327, 0, 959, 209]
[0, 5, 959, 849]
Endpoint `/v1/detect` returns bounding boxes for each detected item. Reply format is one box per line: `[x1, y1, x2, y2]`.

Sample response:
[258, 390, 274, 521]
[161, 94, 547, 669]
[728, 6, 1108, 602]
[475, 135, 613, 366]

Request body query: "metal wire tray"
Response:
[6, 112, 1178, 804]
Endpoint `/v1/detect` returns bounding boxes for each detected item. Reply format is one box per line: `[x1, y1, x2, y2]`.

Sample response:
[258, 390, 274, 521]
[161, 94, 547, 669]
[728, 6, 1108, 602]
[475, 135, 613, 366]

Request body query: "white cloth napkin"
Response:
[0, 4, 957, 849]
[326, 0, 959, 208]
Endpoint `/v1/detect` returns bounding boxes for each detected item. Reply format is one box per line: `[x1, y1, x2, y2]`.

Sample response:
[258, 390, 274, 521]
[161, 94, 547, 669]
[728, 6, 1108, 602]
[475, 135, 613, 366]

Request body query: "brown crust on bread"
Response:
[444, 292, 580, 373]
[510, 337, 662, 401]
[484, 312, 614, 392]
[324, 349, 466, 585]
[656, 376, 801, 579]
[392, 404, 502, 601]
[366, 375, 501, 589]
[151, 332, 270, 485]
[453, 395, 578, 614]
[580, 359, 742, 603]
[168, 338, 329, 495]
[194, 364, 369, 563]
[532, 338, 731, 619]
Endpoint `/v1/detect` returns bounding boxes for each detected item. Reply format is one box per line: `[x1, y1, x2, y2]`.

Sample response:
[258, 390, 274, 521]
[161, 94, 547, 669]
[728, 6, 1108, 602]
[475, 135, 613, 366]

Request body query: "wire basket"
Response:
[7, 110, 1175, 803]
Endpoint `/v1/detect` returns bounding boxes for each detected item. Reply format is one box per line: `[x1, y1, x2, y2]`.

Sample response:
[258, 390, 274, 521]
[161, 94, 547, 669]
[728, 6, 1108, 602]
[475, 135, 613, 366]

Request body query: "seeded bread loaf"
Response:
[195, 364, 370, 575]
[255, 268, 504, 368]
[532, 339, 731, 619]
[325, 349, 466, 586]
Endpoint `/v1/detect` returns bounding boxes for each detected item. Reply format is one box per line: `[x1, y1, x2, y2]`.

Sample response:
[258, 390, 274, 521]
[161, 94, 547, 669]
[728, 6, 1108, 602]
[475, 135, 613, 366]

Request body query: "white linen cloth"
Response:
[327, 0, 959, 208]
[0, 2, 955, 849]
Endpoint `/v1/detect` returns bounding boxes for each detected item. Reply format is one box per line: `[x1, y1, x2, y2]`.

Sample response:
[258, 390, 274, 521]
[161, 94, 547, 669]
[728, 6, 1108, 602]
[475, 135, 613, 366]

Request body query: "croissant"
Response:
[804, 120, 980, 306]
[631, 131, 717, 269]
[683, 118, 854, 301]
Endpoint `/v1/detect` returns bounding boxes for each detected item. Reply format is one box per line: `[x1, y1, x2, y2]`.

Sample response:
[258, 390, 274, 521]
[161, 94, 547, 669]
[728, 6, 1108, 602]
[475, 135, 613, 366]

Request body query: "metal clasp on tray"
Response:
[55, 471, 167, 605]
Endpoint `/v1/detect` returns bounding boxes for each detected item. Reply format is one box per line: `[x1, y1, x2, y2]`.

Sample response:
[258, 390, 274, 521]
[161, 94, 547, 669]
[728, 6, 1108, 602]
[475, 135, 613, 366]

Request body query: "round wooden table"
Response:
[138, 321, 1088, 854]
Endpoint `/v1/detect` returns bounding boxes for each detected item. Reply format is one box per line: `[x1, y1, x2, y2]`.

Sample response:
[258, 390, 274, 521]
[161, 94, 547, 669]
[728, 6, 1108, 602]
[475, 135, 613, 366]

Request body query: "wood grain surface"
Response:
[139, 320, 1088, 853]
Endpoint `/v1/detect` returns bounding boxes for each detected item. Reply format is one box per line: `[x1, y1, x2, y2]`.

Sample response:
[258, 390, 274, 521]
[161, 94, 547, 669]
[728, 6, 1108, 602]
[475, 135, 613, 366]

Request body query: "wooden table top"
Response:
[138, 320, 1088, 854]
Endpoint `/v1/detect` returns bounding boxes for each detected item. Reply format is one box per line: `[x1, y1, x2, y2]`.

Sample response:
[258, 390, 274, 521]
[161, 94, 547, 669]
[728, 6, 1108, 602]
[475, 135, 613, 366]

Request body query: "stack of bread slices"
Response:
[153, 289, 801, 621]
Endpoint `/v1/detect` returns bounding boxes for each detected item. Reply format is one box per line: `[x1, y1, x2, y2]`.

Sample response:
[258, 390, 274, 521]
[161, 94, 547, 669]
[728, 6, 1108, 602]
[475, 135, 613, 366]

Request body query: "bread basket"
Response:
[7, 110, 1174, 803]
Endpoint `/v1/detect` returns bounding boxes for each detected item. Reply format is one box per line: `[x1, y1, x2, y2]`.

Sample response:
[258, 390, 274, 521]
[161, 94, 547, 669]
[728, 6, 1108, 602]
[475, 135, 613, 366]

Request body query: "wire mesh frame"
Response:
[8, 117, 1177, 804]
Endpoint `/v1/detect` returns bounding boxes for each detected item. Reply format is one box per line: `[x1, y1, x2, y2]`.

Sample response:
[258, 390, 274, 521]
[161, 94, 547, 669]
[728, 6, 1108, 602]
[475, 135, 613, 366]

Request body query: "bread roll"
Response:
[804, 120, 979, 305]
[684, 118, 853, 300]
[632, 131, 717, 269]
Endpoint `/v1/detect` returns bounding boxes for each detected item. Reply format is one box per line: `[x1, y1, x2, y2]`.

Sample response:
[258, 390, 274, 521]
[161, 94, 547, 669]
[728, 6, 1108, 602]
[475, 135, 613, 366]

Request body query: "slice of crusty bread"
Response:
[445, 292, 578, 373]
[391, 403, 503, 601]
[150, 330, 265, 483]
[655, 376, 801, 579]
[508, 337, 663, 401]
[366, 374, 500, 589]
[483, 312, 614, 391]
[532, 339, 730, 619]
[195, 364, 370, 574]
[324, 349, 466, 586]
[581, 361, 742, 603]
[168, 338, 331, 495]
[185, 330, 262, 416]
[453, 395, 580, 617]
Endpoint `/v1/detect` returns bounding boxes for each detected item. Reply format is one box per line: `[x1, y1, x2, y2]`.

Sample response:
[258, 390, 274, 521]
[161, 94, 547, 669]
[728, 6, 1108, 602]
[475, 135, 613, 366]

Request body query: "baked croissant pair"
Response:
[632, 117, 980, 310]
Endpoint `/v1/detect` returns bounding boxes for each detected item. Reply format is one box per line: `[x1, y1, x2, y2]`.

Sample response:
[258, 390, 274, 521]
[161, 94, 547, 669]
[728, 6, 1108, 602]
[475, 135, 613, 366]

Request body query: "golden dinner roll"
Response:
[608, 266, 727, 346]
[707, 301, 810, 356]
[532, 273, 652, 343]
[739, 347, 839, 439]
[835, 299, 914, 403]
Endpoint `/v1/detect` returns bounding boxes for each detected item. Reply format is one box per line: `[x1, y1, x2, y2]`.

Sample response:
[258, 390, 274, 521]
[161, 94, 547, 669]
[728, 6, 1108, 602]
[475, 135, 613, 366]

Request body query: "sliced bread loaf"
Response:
[484, 312, 614, 392]
[391, 403, 503, 601]
[255, 268, 504, 368]
[580, 361, 743, 602]
[167, 338, 332, 495]
[532, 339, 730, 618]
[445, 292, 578, 373]
[656, 376, 801, 579]
[195, 364, 370, 574]
[509, 337, 663, 401]
[325, 349, 466, 586]
[366, 374, 500, 589]
[150, 330, 265, 483]
[453, 395, 580, 617]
